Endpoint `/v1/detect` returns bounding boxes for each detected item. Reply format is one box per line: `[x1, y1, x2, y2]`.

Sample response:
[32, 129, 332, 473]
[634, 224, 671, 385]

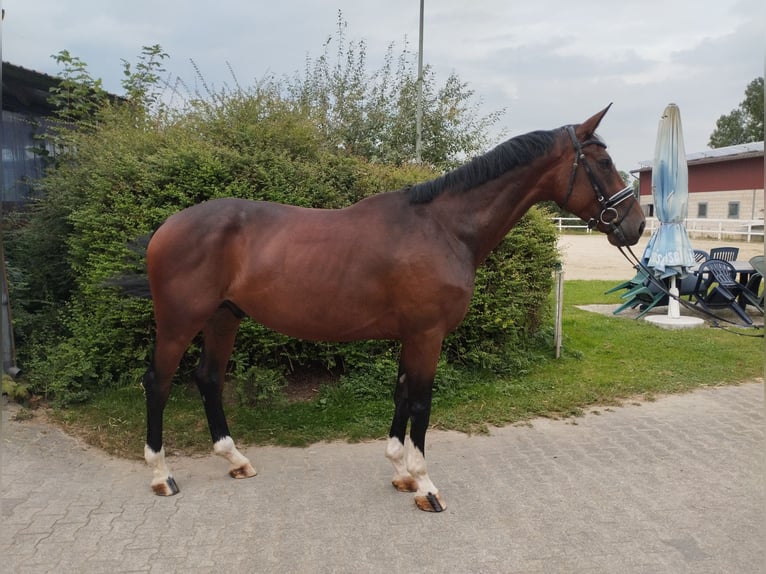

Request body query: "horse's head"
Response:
[557, 106, 645, 246]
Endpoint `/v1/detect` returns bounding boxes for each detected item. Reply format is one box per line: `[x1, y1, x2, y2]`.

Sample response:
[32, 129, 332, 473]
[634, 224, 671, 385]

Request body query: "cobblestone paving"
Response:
[2, 382, 763, 573]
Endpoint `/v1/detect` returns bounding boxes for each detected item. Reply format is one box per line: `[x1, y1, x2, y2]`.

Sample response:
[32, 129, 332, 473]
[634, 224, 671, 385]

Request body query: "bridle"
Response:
[564, 125, 635, 243]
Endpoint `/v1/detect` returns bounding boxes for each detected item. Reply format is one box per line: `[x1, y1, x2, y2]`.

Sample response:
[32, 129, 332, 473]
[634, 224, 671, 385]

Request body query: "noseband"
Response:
[564, 125, 634, 239]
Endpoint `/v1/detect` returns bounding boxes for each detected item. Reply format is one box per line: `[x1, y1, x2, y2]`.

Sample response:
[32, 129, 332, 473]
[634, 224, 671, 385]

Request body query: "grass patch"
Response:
[47, 280, 763, 458]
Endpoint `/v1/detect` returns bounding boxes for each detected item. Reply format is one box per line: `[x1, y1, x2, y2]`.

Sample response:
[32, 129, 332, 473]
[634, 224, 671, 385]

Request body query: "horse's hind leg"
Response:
[195, 306, 256, 480]
[144, 335, 189, 496]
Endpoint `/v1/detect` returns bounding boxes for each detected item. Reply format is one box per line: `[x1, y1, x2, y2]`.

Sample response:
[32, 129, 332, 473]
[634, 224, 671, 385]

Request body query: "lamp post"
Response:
[415, 0, 424, 163]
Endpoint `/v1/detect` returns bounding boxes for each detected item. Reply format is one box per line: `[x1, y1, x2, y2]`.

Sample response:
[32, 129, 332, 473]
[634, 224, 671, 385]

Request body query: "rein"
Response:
[616, 245, 763, 336]
[564, 125, 634, 243]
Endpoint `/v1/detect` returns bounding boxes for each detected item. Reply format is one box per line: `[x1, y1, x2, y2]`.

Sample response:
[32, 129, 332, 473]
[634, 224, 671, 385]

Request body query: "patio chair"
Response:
[745, 255, 764, 309]
[612, 278, 665, 318]
[691, 259, 760, 325]
[605, 267, 650, 295]
[613, 273, 698, 319]
[708, 246, 739, 261]
[693, 249, 708, 262]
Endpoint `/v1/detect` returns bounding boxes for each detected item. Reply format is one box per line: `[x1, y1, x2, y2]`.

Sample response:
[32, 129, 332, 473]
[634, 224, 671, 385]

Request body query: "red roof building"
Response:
[631, 142, 764, 222]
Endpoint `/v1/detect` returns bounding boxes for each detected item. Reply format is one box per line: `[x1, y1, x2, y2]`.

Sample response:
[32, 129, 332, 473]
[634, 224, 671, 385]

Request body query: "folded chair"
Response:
[613, 273, 698, 319]
[613, 278, 666, 318]
[605, 267, 650, 295]
[692, 259, 760, 325]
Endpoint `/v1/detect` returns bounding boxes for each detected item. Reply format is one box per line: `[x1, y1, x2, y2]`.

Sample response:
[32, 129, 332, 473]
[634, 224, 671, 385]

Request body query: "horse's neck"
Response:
[433, 167, 551, 267]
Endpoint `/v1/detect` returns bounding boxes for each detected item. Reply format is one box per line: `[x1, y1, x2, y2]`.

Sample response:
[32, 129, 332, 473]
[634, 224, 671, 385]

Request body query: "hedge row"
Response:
[6, 92, 558, 405]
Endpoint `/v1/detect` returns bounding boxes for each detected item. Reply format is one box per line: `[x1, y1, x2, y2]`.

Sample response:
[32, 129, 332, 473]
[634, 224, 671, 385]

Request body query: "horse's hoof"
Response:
[415, 492, 446, 512]
[152, 476, 180, 496]
[392, 476, 418, 492]
[229, 463, 257, 479]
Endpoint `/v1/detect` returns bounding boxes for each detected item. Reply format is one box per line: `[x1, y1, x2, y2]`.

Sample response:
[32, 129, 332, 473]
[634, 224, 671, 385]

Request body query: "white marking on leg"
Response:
[213, 436, 256, 478]
[144, 444, 176, 493]
[404, 436, 438, 497]
[385, 436, 416, 490]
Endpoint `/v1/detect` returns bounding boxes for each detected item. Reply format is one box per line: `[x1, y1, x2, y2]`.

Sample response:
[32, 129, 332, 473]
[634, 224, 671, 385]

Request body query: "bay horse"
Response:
[138, 105, 644, 511]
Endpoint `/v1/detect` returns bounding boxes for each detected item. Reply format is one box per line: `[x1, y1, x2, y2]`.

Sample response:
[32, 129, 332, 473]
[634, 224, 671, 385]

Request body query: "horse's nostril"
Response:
[638, 221, 646, 235]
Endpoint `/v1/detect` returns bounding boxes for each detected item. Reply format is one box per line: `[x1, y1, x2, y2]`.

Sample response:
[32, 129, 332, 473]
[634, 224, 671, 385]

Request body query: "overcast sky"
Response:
[2, 0, 764, 174]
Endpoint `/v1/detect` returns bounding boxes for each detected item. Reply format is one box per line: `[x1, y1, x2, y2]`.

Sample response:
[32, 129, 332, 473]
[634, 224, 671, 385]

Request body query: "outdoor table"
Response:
[729, 260, 756, 285]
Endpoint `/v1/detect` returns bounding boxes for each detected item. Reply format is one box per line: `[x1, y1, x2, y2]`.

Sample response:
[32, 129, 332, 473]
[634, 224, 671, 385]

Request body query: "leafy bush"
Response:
[5, 42, 557, 405]
[2, 374, 30, 403]
[233, 364, 287, 407]
[284, 14, 503, 170]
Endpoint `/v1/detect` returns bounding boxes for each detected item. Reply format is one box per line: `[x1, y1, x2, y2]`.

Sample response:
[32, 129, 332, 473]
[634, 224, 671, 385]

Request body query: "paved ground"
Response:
[2, 382, 763, 573]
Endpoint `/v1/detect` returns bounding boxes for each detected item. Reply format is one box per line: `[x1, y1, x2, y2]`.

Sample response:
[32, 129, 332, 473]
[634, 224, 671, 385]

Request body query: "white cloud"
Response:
[2, 0, 763, 172]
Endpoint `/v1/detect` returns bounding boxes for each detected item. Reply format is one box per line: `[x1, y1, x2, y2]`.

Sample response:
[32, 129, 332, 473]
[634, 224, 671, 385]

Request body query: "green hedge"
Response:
[6, 93, 558, 405]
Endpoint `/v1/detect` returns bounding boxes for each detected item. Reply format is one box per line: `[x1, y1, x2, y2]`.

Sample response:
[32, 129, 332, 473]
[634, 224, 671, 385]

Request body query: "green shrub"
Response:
[233, 364, 287, 407]
[5, 49, 557, 405]
[2, 374, 31, 404]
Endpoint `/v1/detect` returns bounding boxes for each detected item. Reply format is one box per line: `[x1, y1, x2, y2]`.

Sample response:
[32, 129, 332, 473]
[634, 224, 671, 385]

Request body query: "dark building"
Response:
[2, 62, 63, 375]
[2, 62, 60, 204]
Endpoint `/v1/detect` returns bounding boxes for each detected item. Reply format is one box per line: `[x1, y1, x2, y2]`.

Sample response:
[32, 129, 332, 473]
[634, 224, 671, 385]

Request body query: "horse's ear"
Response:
[575, 104, 612, 139]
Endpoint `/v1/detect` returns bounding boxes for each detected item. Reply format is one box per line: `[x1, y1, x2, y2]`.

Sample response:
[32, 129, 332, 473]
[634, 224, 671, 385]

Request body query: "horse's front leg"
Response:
[385, 370, 418, 493]
[407, 386, 444, 512]
[385, 336, 445, 512]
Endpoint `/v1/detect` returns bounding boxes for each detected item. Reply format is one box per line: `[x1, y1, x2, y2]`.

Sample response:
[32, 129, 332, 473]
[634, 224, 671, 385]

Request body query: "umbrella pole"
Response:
[668, 276, 681, 319]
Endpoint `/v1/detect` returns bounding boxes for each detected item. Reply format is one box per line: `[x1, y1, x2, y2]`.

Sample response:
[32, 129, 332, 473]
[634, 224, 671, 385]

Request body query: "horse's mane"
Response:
[407, 128, 560, 204]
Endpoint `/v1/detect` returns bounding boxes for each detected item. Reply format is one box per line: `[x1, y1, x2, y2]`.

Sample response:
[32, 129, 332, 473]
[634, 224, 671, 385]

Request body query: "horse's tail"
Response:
[105, 233, 152, 298]
[106, 275, 152, 298]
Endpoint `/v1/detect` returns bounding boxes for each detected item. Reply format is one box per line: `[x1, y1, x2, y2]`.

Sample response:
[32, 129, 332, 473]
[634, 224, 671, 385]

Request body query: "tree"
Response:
[708, 77, 764, 147]
[284, 12, 503, 170]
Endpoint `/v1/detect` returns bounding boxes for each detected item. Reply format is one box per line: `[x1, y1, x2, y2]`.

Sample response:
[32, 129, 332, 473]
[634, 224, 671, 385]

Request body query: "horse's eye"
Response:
[598, 158, 612, 169]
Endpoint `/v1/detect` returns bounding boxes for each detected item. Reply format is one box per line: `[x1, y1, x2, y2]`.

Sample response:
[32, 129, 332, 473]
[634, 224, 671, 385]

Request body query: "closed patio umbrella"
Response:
[641, 103, 696, 321]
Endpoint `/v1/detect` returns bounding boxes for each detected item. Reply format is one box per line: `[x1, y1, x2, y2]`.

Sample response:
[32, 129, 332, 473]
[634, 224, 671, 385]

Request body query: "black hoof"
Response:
[415, 491, 446, 512]
[152, 476, 180, 496]
[426, 492, 444, 512]
[166, 476, 180, 495]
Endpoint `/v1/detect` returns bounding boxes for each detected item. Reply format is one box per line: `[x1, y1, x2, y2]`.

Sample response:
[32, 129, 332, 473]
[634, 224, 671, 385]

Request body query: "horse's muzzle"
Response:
[606, 217, 645, 246]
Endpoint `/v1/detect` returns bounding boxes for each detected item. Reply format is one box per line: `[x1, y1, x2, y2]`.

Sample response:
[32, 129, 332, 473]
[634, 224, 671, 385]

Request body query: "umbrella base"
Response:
[644, 315, 704, 330]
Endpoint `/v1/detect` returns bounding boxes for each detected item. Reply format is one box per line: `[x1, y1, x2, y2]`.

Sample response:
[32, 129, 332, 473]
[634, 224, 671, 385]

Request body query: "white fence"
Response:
[552, 217, 764, 242]
[552, 217, 595, 233]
